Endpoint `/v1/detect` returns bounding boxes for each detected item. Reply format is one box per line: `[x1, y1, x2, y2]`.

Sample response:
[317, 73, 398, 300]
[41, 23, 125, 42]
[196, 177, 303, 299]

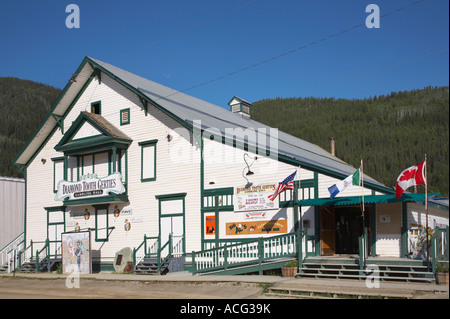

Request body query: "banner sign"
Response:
[61, 231, 91, 274]
[244, 211, 267, 220]
[234, 183, 278, 212]
[226, 220, 288, 236]
[55, 172, 126, 201]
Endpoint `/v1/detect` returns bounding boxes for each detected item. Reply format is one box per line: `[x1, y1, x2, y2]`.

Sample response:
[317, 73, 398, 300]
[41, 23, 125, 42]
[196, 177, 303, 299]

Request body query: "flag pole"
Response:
[298, 165, 301, 231]
[361, 159, 365, 228]
[425, 154, 429, 271]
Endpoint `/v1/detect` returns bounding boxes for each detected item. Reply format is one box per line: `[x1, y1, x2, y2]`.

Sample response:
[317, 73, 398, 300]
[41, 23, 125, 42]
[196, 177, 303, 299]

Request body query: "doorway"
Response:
[157, 194, 186, 256]
[320, 205, 371, 255]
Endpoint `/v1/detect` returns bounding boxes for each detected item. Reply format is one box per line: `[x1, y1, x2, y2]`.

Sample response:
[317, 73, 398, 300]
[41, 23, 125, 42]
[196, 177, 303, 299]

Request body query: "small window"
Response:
[52, 157, 65, 193]
[120, 108, 130, 125]
[139, 139, 158, 182]
[91, 101, 101, 115]
[95, 205, 109, 242]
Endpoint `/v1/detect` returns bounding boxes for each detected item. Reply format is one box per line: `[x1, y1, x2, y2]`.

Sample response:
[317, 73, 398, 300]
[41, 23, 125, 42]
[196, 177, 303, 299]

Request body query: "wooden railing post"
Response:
[35, 249, 39, 273]
[223, 244, 228, 270]
[446, 226, 449, 262]
[297, 229, 303, 273]
[257, 238, 263, 275]
[192, 251, 196, 275]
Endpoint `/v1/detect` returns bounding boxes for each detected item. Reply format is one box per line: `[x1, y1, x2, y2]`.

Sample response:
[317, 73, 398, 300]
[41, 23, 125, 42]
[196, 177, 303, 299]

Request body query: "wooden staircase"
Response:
[134, 257, 170, 275]
[298, 256, 435, 283]
[18, 258, 61, 273]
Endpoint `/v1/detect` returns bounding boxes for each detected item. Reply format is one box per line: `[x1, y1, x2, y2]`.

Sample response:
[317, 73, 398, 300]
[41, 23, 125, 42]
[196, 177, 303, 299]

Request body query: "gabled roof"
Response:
[54, 111, 131, 154]
[14, 56, 393, 194]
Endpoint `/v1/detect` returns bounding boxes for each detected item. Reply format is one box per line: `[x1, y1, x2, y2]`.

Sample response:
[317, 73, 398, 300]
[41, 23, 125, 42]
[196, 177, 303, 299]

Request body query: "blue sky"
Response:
[0, 0, 448, 108]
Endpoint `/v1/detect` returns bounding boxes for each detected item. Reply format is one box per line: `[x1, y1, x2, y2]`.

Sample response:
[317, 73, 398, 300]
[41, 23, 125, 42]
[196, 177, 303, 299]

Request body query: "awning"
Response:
[298, 193, 441, 207]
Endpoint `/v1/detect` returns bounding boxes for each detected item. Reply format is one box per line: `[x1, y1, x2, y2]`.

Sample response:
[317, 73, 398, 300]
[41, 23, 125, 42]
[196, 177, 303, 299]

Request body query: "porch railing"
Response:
[132, 235, 158, 269]
[0, 232, 24, 272]
[35, 239, 50, 272]
[431, 226, 449, 273]
[133, 234, 185, 273]
[192, 230, 306, 275]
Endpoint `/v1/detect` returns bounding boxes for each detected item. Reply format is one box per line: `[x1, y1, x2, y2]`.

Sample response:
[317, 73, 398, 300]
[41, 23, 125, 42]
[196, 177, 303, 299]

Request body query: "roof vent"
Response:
[228, 96, 251, 118]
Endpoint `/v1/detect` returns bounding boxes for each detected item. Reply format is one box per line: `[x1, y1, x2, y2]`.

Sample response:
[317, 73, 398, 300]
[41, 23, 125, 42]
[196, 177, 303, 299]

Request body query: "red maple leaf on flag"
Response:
[399, 167, 417, 182]
[395, 162, 426, 198]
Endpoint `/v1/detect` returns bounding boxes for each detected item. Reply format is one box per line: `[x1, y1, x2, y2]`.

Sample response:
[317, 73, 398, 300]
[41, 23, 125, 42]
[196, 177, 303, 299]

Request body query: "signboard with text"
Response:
[55, 172, 126, 201]
[226, 220, 288, 236]
[234, 183, 278, 212]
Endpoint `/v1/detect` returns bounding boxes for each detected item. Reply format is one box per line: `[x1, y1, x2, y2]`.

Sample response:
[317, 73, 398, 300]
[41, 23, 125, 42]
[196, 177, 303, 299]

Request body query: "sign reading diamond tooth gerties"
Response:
[55, 172, 126, 201]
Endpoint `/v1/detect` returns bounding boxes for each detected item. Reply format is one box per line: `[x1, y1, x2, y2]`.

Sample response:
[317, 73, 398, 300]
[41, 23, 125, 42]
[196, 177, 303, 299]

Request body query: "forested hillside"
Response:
[0, 78, 448, 196]
[252, 86, 449, 196]
[0, 77, 61, 177]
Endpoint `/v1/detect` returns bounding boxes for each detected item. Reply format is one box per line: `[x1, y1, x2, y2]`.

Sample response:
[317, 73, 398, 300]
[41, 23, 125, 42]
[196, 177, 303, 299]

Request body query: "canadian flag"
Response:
[395, 161, 426, 198]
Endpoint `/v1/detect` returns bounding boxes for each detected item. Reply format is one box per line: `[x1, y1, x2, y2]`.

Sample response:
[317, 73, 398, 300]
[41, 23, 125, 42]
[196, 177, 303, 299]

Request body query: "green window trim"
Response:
[52, 157, 65, 193]
[156, 193, 186, 254]
[139, 139, 158, 182]
[91, 101, 101, 115]
[120, 108, 130, 125]
[94, 204, 110, 242]
[46, 207, 65, 258]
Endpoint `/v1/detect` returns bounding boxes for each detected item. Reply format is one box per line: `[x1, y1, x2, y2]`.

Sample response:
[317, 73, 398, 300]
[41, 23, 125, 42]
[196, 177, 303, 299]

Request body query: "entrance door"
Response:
[160, 216, 184, 256]
[161, 216, 183, 244]
[158, 194, 186, 256]
[320, 207, 335, 255]
[47, 209, 65, 258]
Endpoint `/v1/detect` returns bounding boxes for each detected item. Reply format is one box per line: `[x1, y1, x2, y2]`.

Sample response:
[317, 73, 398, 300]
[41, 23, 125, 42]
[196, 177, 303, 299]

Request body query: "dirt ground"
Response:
[0, 276, 267, 299]
[0, 276, 447, 300]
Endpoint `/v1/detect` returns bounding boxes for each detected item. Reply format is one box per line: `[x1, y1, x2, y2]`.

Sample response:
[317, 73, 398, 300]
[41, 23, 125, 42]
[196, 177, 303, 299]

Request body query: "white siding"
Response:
[407, 202, 449, 229]
[25, 73, 201, 263]
[375, 235, 401, 257]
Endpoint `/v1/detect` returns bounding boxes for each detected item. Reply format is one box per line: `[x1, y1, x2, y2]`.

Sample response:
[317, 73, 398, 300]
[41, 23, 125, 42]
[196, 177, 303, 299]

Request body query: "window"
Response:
[52, 157, 65, 192]
[120, 108, 130, 125]
[94, 205, 109, 241]
[91, 101, 101, 115]
[139, 139, 158, 182]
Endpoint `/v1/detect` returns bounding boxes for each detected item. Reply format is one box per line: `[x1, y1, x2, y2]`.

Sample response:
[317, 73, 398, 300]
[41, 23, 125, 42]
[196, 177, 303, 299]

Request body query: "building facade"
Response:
[9, 57, 447, 273]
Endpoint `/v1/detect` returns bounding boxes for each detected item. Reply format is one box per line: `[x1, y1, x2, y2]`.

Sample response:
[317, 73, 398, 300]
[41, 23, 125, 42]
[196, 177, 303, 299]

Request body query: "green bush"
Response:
[284, 259, 299, 268]
[436, 262, 449, 273]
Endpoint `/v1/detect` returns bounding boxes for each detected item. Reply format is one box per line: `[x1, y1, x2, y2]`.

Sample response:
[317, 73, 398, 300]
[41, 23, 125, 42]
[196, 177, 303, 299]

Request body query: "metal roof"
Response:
[15, 56, 393, 193]
[298, 193, 441, 207]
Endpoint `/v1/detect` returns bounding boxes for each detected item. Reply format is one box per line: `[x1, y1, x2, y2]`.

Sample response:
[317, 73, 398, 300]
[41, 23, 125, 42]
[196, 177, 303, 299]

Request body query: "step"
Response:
[302, 263, 359, 269]
[301, 266, 434, 277]
[266, 287, 413, 299]
[297, 272, 435, 283]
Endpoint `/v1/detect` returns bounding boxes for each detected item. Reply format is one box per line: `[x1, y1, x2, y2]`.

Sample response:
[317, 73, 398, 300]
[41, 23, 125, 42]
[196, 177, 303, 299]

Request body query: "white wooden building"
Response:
[7, 57, 448, 276]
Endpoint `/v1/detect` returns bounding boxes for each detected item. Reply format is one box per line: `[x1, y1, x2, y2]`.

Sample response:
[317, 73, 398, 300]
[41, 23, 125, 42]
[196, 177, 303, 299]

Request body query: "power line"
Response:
[156, 0, 427, 101]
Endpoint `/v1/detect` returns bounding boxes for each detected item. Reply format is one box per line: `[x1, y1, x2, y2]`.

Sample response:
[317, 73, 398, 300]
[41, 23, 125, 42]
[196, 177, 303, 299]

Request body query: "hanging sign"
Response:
[55, 172, 126, 201]
[234, 183, 278, 212]
[226, 220, 288, 236]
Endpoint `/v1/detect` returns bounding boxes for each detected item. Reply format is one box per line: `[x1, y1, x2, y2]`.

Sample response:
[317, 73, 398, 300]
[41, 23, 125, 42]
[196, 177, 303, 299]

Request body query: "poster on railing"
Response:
[61, 231, 91, 274]
[226, 219, 287, 236]
[234, 183, 278, 212]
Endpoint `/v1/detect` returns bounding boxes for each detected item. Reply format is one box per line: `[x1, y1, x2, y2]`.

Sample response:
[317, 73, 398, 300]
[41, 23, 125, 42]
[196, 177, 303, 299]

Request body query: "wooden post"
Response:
[297, 229, 303, 274]
[192, 251, 196, 275]
[258, 238, 263, 275]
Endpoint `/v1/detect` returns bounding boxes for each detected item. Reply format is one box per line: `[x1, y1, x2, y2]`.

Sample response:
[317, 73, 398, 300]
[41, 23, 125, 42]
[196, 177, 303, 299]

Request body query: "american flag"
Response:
[268, 171, 297, 201]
